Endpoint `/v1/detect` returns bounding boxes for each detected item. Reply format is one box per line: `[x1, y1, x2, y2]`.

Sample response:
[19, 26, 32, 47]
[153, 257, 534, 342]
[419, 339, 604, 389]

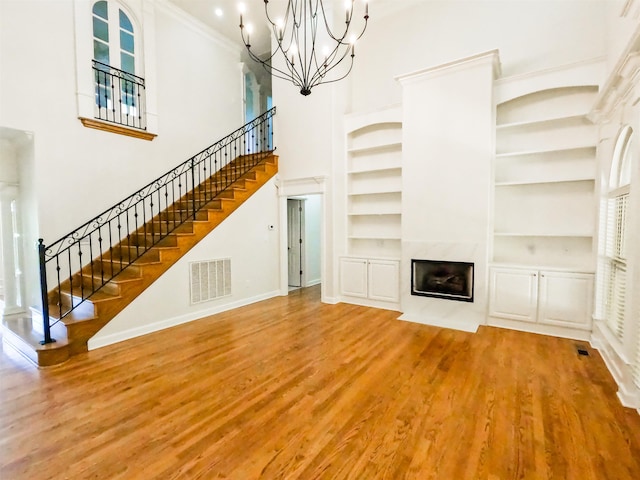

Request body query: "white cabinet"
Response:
[339, 257, 400, 303]
[538, 271, 594, 328]
[489, 267, 593, 330]
[339, 257, 368, 298]
[489, 267, 538, 322]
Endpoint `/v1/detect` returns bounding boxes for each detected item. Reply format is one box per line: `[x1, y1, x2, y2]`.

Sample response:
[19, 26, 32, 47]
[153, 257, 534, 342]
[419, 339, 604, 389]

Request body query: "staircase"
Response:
[2, 110, 278, 367]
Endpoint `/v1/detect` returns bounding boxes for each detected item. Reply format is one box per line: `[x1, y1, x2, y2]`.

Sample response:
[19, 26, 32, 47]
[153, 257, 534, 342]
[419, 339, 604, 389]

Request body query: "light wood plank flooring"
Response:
[2, 285, 640, 479]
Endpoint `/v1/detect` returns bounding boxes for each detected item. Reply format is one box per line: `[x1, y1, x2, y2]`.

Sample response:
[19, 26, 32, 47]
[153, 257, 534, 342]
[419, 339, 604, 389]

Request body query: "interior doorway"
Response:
[287, 195, 321, 290]
[287, 198, 304, 288]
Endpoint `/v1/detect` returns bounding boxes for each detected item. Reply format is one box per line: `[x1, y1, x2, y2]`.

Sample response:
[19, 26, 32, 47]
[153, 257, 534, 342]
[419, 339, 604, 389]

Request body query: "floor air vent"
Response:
[190, 258, 231, 304]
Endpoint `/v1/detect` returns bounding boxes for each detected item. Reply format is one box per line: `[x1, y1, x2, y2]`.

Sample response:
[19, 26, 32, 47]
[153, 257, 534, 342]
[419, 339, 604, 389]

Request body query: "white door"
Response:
[287, 199, 303, 287]
[489, 267, 539, 322]
[340, 257, 368, 298]
[538, 271, 594, 329]
[368, 259, 400, 302]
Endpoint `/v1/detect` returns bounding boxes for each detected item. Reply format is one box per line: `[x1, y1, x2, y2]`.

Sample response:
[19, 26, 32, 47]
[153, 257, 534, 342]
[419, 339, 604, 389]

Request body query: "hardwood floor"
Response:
[2, 285, 640, 479]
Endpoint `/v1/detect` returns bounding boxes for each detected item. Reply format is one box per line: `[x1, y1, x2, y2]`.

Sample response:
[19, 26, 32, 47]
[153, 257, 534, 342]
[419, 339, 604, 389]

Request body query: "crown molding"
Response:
[589, 24, 640, 123]
[395, 49, 501, 85]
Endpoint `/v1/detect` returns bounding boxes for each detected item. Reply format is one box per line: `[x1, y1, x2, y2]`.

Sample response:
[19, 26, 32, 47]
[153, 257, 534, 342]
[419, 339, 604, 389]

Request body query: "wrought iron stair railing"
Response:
[37, 107, 276, 345]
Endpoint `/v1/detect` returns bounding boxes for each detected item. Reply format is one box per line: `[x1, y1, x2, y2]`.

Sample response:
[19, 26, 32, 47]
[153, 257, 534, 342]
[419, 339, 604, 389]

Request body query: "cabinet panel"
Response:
[368, 260, 400, 302]
[538, 271, 593, 328]
[339, 257, 368, 298]
[489, 268, 538, 322]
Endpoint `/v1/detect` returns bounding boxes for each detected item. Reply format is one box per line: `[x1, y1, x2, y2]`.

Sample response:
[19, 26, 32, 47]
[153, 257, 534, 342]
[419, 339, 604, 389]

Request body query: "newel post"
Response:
[38, 239, 55, 345]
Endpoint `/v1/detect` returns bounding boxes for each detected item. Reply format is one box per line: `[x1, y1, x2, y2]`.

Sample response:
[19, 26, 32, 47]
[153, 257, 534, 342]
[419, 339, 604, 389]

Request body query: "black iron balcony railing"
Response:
[93, 60, 146, 130]
[37, 107, 276, 344]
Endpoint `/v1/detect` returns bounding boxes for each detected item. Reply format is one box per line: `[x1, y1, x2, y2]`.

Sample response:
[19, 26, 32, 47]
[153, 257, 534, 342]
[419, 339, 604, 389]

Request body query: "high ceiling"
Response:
[168, 0, 423, 56]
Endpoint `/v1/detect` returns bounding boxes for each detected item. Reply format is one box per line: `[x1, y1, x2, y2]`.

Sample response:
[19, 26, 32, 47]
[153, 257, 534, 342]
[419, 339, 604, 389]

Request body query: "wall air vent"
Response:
[190, 258, 231, 304]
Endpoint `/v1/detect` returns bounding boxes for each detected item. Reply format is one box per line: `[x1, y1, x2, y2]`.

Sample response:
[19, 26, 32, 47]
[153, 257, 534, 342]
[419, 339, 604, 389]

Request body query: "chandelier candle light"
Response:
[239, 0, 369, 96]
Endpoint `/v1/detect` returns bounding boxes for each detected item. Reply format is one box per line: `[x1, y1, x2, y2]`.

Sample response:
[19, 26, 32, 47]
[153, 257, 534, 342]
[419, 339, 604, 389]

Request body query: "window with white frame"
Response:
[91, 0, 146, 130]
[600, 126, 633, 342]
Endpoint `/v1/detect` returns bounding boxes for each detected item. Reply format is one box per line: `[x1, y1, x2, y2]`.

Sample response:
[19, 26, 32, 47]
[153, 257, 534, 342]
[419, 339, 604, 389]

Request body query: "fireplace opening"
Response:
[411, 259, 474, 302]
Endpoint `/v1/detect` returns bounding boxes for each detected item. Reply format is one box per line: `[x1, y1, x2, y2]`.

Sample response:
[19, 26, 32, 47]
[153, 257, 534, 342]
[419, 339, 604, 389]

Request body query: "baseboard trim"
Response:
[87, 290, 281, 350]
[590, 321, 640, 410]
[339, 296, 401, 312]
[398, 313, 479, 333]
[322, 296, 339, 305]
[487, 316, 592, 341]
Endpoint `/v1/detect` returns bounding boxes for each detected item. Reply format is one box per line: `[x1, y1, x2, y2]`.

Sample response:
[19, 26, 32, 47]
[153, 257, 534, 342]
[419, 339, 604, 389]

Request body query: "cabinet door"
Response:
[538, 271, 593, 329]
[367, 259, 400, 303]
[339, 257, 368, 298]
[489, 267, 538, 322]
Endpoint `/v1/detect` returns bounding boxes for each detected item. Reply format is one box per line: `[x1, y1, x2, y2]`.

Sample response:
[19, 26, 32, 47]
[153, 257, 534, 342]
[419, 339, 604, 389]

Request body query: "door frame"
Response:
[278, 177, 333, 302]
[287, 198, 305, 287]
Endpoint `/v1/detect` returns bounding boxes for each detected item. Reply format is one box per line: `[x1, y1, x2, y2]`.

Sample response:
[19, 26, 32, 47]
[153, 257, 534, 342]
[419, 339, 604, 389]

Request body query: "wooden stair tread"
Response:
[80, 267, 142, 283]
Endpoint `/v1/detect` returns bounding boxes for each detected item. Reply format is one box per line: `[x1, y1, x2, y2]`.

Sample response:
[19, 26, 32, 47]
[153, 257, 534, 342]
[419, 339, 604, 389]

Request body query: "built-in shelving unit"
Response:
[492, 85, 599, 271]
[346, 120, 402, 258]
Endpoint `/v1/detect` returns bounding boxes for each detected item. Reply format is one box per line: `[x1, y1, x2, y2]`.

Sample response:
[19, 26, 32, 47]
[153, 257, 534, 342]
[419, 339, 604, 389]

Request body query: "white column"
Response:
[0, 183, 24, 315]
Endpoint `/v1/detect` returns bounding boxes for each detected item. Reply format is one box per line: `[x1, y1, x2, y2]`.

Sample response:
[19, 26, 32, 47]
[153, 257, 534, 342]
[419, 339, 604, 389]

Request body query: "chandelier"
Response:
[240, 0, 369, 96]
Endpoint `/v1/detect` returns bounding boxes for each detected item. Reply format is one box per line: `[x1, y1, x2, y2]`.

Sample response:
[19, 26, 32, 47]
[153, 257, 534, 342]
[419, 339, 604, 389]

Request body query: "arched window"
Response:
[601, 126, 633, 340]
[91, 1, 145, 130]
[92, 1, 136, 74]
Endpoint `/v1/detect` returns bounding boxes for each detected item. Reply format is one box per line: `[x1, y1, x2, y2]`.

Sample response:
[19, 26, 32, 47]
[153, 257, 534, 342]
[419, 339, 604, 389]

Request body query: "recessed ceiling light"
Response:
[215, 7, 223, 17]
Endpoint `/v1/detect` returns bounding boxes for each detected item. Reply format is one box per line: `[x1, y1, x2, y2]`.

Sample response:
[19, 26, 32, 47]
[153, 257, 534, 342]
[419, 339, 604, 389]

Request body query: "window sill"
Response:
[79, 117, 157, 141]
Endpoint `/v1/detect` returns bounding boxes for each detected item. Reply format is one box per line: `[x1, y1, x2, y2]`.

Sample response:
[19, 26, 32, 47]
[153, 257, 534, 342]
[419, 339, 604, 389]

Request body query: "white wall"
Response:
[349, 0, 607, 113]
[89, 178, 281, 348]
[0, 1, 249, 315]
[0, 139, 18, 184]
[0, 0, 243, 244]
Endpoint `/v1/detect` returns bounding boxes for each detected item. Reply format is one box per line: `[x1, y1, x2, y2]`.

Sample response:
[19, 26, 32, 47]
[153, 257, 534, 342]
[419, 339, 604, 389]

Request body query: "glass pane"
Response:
[119, 9, 133, 33]
[95, 85, 112, 108]
[94, 40, 110, 65]
[121, 52, 135, 75]
[93, 1, 108, 20]
[94, 69, 111, 88]
[120, 31, 134, 54]
[93, 17, 109, 42]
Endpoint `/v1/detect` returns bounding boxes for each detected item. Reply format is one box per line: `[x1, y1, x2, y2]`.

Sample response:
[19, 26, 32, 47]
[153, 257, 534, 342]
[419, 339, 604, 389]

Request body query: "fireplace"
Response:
[411, 259, 474, 302]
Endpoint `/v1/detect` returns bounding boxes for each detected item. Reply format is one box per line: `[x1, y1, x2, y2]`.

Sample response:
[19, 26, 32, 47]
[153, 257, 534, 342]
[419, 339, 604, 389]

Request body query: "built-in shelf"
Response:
[346, 115, 402, 259]
[492, 82, 598, 273]
[496, 113, 589, 130]
[494, 177, 595, 187]
[347, 142, 402, 154]
[348, 166, 401, 175]
[348, 212, 402, 217]
[495, 143, 597, 158]
[489, 261, 595, 274]
[348, 189, 402, 196]
[494, 232, 593, 238]
[348, 235, 402, 240]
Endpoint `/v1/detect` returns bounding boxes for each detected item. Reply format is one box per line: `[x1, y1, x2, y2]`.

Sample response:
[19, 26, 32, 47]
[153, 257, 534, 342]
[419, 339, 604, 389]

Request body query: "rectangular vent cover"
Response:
[190, 258, 231, 304]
